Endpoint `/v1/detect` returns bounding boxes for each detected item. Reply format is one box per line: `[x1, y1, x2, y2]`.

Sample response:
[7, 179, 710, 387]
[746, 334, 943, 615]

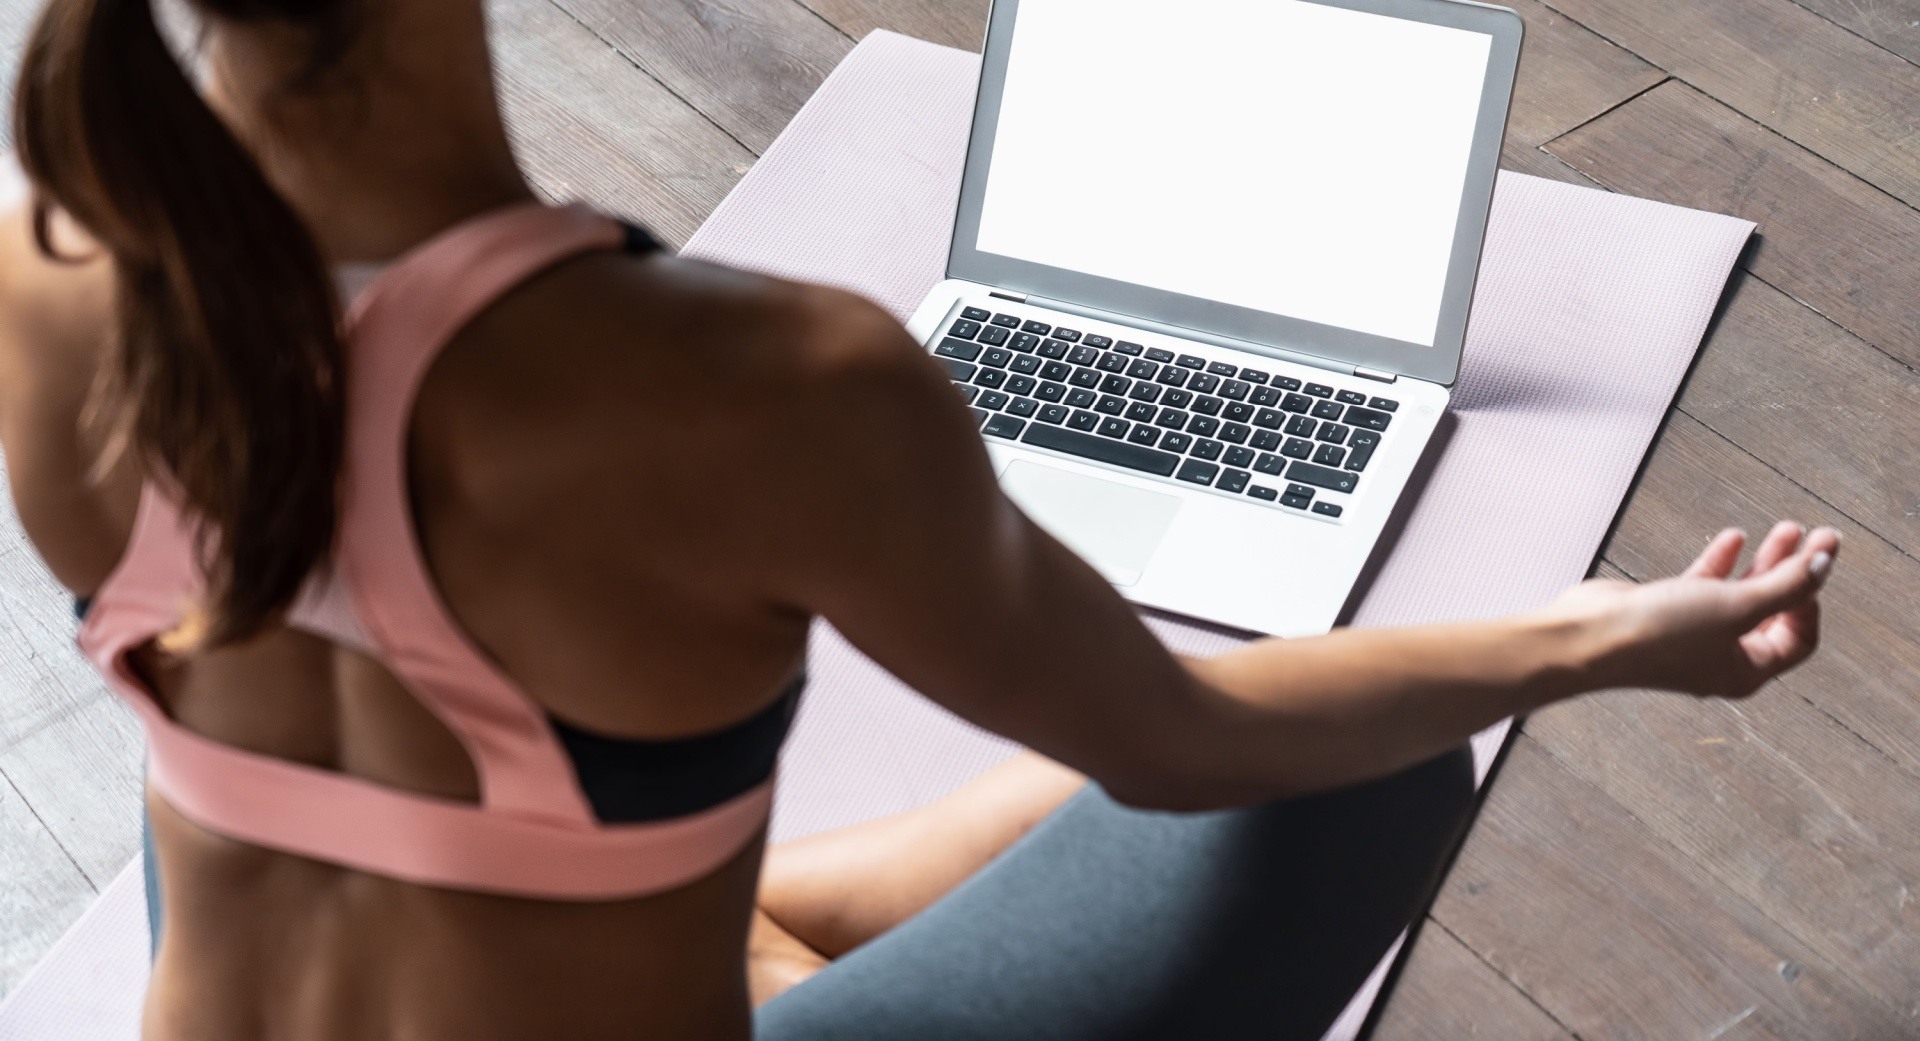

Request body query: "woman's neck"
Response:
[201, 0, 534, 264]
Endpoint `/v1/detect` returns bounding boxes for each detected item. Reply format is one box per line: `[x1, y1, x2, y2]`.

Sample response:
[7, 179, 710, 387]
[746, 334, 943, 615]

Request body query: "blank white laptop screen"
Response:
[973, 0, 1495, 348]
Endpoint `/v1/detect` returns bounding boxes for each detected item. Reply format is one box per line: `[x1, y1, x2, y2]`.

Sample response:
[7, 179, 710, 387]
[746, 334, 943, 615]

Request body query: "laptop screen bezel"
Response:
[946, 0, 1523, 387]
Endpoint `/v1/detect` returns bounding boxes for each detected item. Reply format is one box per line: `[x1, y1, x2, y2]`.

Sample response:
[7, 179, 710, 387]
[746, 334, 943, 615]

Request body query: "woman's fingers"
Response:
[1683, 528, 1747, 579]
[1740, 599, 1821, 678]
[1744, 520, 1804, 578]
[1729, 527, 1840, 629]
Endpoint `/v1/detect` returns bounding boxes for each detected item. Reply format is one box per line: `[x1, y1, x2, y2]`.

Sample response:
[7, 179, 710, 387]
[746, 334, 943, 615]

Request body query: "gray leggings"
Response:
[145, 749, 1475, 1039]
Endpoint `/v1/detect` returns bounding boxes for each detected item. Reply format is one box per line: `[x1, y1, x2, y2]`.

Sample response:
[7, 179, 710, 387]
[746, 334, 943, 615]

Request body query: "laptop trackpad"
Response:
[1001, 460, 1182, 587]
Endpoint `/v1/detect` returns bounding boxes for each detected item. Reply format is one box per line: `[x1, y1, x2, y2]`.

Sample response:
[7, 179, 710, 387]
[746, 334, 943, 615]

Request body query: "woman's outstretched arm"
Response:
[765, 292, 1838, 811]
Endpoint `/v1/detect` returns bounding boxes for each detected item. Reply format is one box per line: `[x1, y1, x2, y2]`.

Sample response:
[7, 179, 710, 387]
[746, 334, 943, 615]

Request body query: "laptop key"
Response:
[955, 383, 980, 404]
[1176, 354, 1207, 369]
[936, 337, 982, 361]
[1192, 396, 1224, 416]
[1036, 382, 1067, 402]
[1224, 401, 1255, 422]
[1281, 437, 1314, 459]
[1314, 444, 1347, 467]
[990, 313, 1022, 328]
[1207, 361, 1239, 377]
[1039, 339, 1071, 359]
[1250, 386, 1279, 407]
[1145, 347, 1176, 363]
[1041, 361, 1071, 381]
[1253, 408, 1283, 429]
[1311, 400, 1344, 420]
[1128, 424, 1161, 447]
[1220, 423, 1251, 445]
[1368, 397, 1399, 412]
[974, 368, 1006, 389]
[1023, 424, 1180, 478]
[1248, 484, 1278, 502]
[1240, 369, 1270, 385]
[1316, 423, 1350, 444]
[1113, 341, 1144, 356]
[961, 306, 992, 322]
[984, 414, 1025, 439]
[1191, 438, 1224, 461]
[983, 347, 1013, 369]
[1281, 492, 1313, 510]
[1217, 469, 1251, 494]
[1127, 402, 1158, 422]
[1337, 389, 1368, 405]
[1052, 328, 1083, 343]
[1285, 416, 1316, 438]
[1098, 353, 1131, 374]
[1068, 363, 1102, 387]
[1007, 375, 1038, 396]
[938, 357, 978, 381]
[1022, 320, 1052, 335]
[1129, 382, 1162, 403]
[1287, 484, 1317, 499]
[1010, 332, 1040, 353]
[1096, 394, 1127, 415]
[979, 325, 1011, 346]
[1177, 459, 1220, 485]
[1156, 367, 1190, 388]
[1156, 408, 1190, 429]
[1252, 430, 1281, 451]
[1276, 376, 1303, 391]
[1012, 354, 1042, 375]
[1069, 346, 1100, 366]
[1304, 382, 1334, 398]
[1286, 461, 1358, 493]
[1187, 415, 1220, 437]
[1038, 404, 1069, 424]
[1007, 397, 1039, 417]
[979, 390, 1009, 411]
[1189, 373, 1220, 394]
[1254, 452, 1286, 475]
[1345, 430, 1380, 471]
[1282, 393, 1313, 413]
[1224, 446, 1255, 468]
[1100, 417, 1131, 439]
[1128, 359, 1160, 380]
[1084, 334, 1114, 349]
[1219, 380, 1251, 401]
[1066, 388, 1097, 408]
[1068, 409, 1100, 432]
[1160, 432, 1192, 454]
[950, 319, 982, 340]
[1344, 406, 1392, 431]
[1312, 501, 1344, 518]
[1162, 389, 1193, 409]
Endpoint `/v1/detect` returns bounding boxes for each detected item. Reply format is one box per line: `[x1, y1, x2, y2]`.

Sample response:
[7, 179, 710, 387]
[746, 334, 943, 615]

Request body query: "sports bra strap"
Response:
[336, 202, 629, 824]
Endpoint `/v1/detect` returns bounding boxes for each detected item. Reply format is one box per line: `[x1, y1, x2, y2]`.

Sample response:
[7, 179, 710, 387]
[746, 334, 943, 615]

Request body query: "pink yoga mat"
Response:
[0, 29, 1752, 1041]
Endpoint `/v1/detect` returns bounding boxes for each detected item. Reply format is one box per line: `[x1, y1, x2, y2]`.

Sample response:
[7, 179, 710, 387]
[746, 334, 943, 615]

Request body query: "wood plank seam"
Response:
[1509, 728, 1919, 1029]
[0, 766, 100, 890]
[1429, 915, 1591, 1040]
[782, 0, 859, 45]
[1776, 0, 1920, 73]
[535, 0, 766, 159]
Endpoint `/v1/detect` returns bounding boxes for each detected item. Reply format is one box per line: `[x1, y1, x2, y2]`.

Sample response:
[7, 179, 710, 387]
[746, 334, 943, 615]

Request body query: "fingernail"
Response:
[1809, 552, 1833, 582]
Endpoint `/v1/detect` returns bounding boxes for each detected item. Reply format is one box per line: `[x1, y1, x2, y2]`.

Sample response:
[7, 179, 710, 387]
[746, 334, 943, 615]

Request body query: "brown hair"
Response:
[14, 0, 352, 644]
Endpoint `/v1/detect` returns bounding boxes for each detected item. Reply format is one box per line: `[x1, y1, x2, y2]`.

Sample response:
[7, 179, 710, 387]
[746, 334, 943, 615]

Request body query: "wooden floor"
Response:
[1, 0, 1916, 1034]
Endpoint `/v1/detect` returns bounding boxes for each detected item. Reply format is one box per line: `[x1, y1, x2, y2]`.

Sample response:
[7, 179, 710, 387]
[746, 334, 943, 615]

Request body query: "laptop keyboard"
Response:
[932, 305, 1400, 520]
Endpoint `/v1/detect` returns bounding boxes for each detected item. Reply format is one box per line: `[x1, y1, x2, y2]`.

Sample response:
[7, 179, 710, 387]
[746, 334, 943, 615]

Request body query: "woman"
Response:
[0, 0, 1837, 1035]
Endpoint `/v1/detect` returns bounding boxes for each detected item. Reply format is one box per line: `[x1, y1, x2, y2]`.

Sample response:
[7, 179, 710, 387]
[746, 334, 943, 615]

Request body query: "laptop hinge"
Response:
[1021, 294, 1356, 378]
[1354, 366, 1398, 384]
[988, 289, 1029, 303]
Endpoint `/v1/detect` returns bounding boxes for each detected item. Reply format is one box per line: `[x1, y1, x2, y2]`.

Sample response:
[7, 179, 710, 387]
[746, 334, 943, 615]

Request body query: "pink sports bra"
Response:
[77, 202, 788, 900]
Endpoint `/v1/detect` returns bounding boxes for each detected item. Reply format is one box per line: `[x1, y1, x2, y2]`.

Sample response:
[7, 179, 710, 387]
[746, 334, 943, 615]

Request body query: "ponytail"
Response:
[15, 0, 346, 645]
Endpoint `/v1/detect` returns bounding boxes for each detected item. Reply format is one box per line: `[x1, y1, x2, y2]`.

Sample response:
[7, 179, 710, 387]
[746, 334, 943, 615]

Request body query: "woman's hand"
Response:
[1546, 521, 1840, 700]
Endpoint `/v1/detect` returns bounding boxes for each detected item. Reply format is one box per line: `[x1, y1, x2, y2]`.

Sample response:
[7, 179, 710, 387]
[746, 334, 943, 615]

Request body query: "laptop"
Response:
[905, 0, 1523, 637]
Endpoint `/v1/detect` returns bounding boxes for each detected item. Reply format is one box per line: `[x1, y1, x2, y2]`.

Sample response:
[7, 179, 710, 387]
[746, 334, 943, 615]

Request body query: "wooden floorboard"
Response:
[0, 0, 1916, 1033]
